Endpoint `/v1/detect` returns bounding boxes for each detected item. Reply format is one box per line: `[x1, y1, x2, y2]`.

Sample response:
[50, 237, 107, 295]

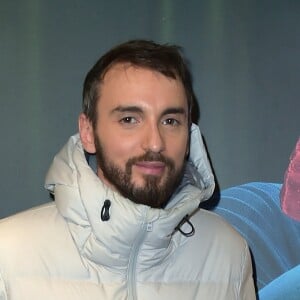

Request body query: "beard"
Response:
[94, 135, 185, 208]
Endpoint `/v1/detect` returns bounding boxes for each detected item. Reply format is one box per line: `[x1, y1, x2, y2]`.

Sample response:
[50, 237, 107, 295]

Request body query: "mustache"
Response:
[126, 151, 175, 172]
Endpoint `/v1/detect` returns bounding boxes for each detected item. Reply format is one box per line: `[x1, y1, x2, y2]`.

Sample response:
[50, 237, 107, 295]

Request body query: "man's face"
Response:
[92, 64, 189, 208]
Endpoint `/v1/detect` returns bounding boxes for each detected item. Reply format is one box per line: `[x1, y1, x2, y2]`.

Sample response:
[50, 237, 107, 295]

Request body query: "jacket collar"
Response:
[44, 124, 215, 268]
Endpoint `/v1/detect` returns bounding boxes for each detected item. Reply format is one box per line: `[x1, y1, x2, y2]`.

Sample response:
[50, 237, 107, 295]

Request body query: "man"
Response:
[0, 40, 255, 299]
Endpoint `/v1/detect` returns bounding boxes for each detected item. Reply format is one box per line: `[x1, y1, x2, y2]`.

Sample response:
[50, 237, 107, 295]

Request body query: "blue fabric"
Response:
[259, 264, 300, 299]
[211, 182, 300, 297]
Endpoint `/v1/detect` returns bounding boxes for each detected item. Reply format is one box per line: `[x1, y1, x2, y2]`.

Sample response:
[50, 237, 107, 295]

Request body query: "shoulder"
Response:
[0, 202, 60, 233]
[0, 202, 89, 287]
[0, 203, 67, 256]
[193, 208, 246, 245]
[169, 208, 255, 297]
[177, 208, 252, 277]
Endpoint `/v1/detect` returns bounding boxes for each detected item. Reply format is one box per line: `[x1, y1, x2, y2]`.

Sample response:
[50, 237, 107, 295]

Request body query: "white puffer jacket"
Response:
[0, 124, 255, 299]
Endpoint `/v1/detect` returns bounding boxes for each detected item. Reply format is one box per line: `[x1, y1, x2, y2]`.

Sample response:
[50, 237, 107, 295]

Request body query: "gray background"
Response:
[1, 0, 299, 218]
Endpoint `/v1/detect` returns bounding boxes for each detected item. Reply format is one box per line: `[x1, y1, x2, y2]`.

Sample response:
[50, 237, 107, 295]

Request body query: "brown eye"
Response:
[163, 118, 180, 126]
[120, 116, 137, 124]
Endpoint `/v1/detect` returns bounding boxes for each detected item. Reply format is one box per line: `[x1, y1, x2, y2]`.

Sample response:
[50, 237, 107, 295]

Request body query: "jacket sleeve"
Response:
[238, 242, 257, 300]
[0, 272, 7, 300]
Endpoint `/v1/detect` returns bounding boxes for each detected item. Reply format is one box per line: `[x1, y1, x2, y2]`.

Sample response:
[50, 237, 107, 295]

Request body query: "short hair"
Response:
[82, 39, 195, 128]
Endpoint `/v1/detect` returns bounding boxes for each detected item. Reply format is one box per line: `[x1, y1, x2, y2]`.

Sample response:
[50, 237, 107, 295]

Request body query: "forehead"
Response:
[102, 63, 177, 84]
[99, 63, 187, 107]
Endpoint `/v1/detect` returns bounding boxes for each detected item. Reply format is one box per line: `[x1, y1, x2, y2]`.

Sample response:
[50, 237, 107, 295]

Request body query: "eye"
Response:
[162, 118, 180, 126]
[119, 116, 138, 124]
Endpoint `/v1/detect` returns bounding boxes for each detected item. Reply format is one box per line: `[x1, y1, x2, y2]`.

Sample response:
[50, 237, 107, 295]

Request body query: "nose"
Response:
[142, 123, 165, 153]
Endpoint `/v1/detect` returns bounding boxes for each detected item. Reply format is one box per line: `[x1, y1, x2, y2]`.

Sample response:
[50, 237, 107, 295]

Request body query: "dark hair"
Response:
[82, 39, 195, 128]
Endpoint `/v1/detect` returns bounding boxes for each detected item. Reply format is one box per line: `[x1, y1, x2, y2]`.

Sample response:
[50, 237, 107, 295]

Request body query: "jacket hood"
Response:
[45, 123, 214, 204]
[184, 123, 215, 201]
[44, 124, 215, 269]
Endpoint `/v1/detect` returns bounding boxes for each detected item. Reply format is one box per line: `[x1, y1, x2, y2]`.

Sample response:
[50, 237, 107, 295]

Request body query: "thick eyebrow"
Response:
[110, 105, 143, 115]
[161, 107, 187, 117]
[110, 105, 187, 117]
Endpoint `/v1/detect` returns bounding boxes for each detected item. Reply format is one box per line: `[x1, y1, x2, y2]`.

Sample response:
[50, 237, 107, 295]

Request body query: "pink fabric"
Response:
[280, 138, 300, 221]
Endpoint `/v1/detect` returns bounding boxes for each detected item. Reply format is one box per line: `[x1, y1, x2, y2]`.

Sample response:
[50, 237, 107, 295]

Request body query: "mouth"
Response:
[134, 161, 166, 176]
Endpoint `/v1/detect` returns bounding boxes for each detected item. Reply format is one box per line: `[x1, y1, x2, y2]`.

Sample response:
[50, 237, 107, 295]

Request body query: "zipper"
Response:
[127, 209, 150, 300]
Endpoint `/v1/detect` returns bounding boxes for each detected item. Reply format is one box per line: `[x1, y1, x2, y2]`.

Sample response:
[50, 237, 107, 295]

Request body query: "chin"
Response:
[133, 175, 164, 186]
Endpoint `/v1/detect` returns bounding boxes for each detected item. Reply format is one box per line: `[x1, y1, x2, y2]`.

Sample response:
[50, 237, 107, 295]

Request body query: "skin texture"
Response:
[79, 63, 189, 207]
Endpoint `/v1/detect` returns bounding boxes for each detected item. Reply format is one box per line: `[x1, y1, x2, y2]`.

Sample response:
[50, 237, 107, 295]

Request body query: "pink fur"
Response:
[281, 138, 300, 221]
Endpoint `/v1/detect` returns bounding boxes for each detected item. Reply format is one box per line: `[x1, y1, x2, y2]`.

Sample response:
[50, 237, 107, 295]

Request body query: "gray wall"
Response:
[1, 0, 299, 218]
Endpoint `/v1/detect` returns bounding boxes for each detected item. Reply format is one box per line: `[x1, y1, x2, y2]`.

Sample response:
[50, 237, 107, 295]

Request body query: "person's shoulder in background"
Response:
[211, 137, 300, 299]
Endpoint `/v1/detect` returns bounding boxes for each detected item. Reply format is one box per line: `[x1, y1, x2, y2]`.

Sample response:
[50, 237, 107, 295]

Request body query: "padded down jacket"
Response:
[0, 124, 255, 299]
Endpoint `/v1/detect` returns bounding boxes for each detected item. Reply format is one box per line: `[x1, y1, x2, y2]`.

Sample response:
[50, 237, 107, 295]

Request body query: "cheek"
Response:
[101, 133, 140, 165]
[167, 135, 189, 165]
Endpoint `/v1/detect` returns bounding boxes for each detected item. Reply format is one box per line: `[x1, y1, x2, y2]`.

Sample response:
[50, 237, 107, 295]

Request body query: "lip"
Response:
[134, 161, 166, 176]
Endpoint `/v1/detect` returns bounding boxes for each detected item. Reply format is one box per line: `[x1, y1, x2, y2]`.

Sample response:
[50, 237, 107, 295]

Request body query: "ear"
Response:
[78, 113, 96, 153]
